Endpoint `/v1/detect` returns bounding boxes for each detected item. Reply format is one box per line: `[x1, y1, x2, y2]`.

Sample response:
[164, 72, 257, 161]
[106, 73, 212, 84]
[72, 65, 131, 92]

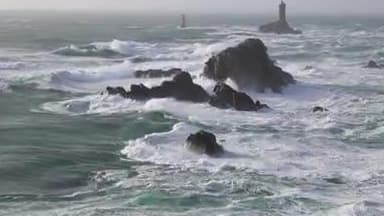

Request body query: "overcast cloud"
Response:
[0, 0, 383, 14]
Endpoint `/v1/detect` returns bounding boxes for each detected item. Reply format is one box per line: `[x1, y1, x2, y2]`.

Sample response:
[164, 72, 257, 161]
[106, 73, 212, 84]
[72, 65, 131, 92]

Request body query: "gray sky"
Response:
[1, 0, 383, 15]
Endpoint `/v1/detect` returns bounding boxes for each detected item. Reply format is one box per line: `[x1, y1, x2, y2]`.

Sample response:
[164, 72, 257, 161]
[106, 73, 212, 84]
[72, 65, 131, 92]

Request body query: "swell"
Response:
[53, 44, 124, 58]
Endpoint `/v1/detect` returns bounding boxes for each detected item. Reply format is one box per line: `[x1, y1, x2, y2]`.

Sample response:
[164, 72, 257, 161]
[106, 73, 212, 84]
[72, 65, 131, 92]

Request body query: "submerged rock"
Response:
[203, 38, 295, 93]
[324, 177, 345, 185]
[366, 60, 382, 69]
[312, 106, 329, 113]
[209, 83, 269, 111]
[259, 1, 302, 35]
[303, 65, 314, 70]
[134, 68, 186, 78]
[185, 130, 224, 156]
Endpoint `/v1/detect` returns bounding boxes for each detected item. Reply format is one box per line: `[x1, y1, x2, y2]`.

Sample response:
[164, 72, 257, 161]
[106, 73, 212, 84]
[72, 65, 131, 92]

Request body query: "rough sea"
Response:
[1, 11, 384, 216]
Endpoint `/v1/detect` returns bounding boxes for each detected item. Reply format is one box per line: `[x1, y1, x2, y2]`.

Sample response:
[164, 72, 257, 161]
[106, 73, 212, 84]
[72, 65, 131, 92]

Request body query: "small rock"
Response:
[185, 130, 224, 156]
[312, 106, 329, 113]
[366, 60, 382, 69]
[209, 83, 269, 111]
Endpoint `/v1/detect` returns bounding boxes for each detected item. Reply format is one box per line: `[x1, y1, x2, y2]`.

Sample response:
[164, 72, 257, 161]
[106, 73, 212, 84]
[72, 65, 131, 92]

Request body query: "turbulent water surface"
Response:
[1, 12, 384, 216]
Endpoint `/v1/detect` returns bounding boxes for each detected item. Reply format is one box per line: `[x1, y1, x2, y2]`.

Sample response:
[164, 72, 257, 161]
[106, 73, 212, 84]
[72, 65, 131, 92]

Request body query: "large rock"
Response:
[134, 68, 185, 78]
[259, 20, 302, 35]
[105, 73, 270, 111]
[185, 130, 224, 156]
[209, 83, 269, 111]
[106, 72, 210, 103]
[204, 38, 295, 93]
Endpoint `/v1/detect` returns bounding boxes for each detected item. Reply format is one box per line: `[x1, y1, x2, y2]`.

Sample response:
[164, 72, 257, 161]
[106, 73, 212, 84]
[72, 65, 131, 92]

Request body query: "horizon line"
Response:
[0, 9, 383, 17]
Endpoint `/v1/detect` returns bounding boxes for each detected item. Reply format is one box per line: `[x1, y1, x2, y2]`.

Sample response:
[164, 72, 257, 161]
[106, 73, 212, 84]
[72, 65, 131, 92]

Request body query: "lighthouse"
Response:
[259, 1, 302, 34]
[279, 1, 287, 23]
[181, 14, 186, 28]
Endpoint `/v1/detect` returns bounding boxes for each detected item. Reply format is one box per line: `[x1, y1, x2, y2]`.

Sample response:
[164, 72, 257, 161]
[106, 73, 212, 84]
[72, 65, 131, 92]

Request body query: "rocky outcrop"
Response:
[366, 60, 383, 69]
[106, 72, 269, 112]
[134, 68, 185, 78]
[209, 83, 269, 111]
[185, 130, 224, 156]
[106, 72, 210, 103]
[106, 86, 127, 97]
[203, 38, 295, 93]
[259, 1, 302, 35]
[259, 20, 302, 35]
[312, 106, 329, 113]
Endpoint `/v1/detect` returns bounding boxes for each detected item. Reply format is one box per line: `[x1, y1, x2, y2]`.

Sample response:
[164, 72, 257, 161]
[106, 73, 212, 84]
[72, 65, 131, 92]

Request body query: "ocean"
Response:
[1, 11, 384, 215]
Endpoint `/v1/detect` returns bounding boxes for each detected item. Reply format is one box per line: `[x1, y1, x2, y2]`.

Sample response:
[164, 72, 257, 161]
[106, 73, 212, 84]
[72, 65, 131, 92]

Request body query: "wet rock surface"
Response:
[185, 130, 224, 156]
[203, 38, 295, 93]
[106, 72, 210, 103]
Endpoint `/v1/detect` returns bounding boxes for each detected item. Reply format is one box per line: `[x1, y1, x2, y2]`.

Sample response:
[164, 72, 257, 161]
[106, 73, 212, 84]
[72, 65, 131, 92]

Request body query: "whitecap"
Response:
[0, 80, 10, 93]
[0, 61, 28, 70]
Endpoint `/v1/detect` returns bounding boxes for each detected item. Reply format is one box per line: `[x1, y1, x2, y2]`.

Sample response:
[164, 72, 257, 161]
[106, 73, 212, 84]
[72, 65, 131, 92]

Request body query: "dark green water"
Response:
[0, 86, 175, 194]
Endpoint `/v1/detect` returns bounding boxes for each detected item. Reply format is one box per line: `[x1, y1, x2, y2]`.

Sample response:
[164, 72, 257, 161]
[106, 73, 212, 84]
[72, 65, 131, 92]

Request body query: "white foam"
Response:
[40, 94, 143, 115]
[0, 61, 28, 70]
[121, 118, 384, 183]
[0, 80, 10, 93]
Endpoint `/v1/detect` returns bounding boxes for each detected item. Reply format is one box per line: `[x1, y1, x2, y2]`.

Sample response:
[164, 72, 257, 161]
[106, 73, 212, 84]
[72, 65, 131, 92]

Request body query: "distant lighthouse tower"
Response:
[279, 1, 287, 23]
[180, 14, 187, 28]
[259, 0, 302, 34]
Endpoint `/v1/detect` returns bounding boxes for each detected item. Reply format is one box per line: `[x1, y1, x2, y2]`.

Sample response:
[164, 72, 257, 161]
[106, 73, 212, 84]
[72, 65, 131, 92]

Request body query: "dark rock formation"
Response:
[259, 1, 301, 35]
[185, 130, 224, 156]
[366, 60, 383, 69]
[312, 106, 329, 113]
[127, 84, 151, 100]
[106, 86, 128, 97]
[324, 177, 345, 185]
[106, 72, 210, 103]
[209, 83, 269, 111]
[106, 73, 269, 111]
[259, 20, 302, 35]
[203, 38, 295, 93]
[134, 68, 186, 78]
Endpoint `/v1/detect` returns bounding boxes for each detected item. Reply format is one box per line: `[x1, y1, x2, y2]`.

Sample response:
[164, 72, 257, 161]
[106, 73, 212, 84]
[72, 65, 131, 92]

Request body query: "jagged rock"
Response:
[203, 38, 295, 93]
[106, 72, 210, 103]
[106, 86, 127, 97]
[260, 1, 302, 35]
[134, 68, 186, 78]
[127, 84, 151, 100]
[157, 72, 210, 102]
[209, 83, 269, 111]
[366, 60, 382, 69]
[185, 130, 224, 156]
[312, 106, 329, 113]
[105, 73, 270, 111]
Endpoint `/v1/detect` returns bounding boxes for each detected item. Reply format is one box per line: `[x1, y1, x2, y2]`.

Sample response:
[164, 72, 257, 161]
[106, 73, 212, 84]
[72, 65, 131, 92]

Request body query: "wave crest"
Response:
[52, 39, 156, 58]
